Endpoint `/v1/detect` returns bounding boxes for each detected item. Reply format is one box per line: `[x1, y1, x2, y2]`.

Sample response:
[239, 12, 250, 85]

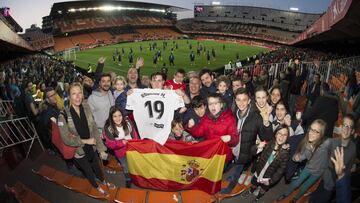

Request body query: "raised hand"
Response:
[331, 147, 346, 180]
[188, 119, 195, 128]
[135, 57, 144, 69]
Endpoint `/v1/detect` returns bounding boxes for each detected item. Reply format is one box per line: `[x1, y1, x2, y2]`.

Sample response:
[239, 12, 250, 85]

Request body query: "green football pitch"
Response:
[68, 39, 269, 77]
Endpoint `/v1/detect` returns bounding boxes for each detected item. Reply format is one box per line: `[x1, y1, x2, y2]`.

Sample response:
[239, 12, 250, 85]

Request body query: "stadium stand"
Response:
[193, 5, 320, 32]
[176, 5, 322, 44]
[177, 19, 297, 43]
[20, 25, 54, 51]
[44, 1, 185, 52]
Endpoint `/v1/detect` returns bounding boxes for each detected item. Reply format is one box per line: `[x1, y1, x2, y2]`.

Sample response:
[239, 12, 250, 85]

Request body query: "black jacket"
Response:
[307, 82, 321, 105]
[255, 140, 290, 186]
[303, 93, 339, 138]
[233, 104, 273, 164]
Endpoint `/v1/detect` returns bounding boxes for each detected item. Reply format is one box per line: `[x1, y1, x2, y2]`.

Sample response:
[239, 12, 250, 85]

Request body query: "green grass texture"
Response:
[67, 39, 269, 77]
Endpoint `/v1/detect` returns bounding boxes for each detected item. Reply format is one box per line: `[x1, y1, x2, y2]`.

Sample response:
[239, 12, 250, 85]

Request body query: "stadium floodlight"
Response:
[100, 5, 114, 11]
[67, 6, 165, 13]
[289, 7, 299, 11]
[212, 1, 221, 5]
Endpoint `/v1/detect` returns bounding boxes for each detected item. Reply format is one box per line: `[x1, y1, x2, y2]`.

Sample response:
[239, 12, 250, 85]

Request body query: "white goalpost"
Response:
[63, 46, 79, 61]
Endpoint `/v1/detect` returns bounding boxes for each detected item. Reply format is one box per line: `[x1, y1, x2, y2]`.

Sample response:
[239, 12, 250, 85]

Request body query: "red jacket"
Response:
[186, 109, 239, 161]
[164, 79, 186, 91]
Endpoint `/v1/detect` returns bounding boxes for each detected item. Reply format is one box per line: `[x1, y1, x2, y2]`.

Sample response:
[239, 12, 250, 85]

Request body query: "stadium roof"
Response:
[294, 0, 360, 46]
[49, 0, 189, 16]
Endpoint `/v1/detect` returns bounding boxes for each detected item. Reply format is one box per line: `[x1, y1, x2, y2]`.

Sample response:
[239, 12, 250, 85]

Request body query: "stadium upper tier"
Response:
[52, 12, 173, 35]
[193, 5, 321, 32]
[42, 1, 188, 35]
[177, 19, 297, 44]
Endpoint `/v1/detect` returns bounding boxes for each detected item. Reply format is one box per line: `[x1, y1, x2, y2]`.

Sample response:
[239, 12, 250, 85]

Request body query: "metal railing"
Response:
[0, 100, 15, 118]
[228, 55, 360, 92]
[0, 117, 44, 158]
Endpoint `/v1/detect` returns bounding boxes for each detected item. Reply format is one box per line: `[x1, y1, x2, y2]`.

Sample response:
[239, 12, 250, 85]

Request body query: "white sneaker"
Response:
[253, 187, 260, 196]
[238, 173, 247, 184]
[244, 173, 254, 186]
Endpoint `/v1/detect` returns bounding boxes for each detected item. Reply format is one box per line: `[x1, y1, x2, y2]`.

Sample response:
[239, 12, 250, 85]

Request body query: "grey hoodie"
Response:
[87, 89, 115, 130]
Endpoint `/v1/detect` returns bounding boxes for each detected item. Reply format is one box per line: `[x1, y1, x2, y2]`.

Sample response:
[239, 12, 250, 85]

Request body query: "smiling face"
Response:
[270, 88, 281, 105]
[127, 68, 138, 84]
[235, 93, 251, 112]
[341, 117, 354, 140]
[70, 85, 83, 107]
[200, 72, 213, 88]
[99, 76, 111, 92]
[172, 123, 184, 137]
[255, 90, 268, 109]
[189, 77, 201, 95]
[275, 103, 287, 121]
[112, 110, 123, 127]
[217, 81, 228, 94]
[194, 104, 206, 118]
[275, 128, 289, 146]
[115, 80, 125, 91]
[150, 74, 164, 89]
[174, 72, 185, 83]
[308, 122, 323, 143]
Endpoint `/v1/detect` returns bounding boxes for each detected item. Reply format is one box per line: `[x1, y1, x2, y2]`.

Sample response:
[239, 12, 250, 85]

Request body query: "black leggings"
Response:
[74, 154, 104, 188]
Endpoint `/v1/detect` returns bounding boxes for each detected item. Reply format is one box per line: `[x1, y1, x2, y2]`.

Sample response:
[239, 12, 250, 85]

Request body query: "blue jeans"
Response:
[117, 157, 130, 181]
[284, 168, 320, 200]
[220, 164, 245, 194]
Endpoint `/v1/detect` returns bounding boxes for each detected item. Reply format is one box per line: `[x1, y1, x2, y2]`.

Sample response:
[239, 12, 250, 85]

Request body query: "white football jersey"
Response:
[126, 89, 184, 145]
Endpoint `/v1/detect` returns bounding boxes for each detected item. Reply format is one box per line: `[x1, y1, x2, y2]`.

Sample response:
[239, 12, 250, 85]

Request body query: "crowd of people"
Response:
[0, 49, 359, 202]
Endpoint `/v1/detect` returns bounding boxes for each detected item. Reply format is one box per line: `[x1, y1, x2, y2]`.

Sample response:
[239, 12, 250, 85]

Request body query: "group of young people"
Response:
[2, 52, 358, 202]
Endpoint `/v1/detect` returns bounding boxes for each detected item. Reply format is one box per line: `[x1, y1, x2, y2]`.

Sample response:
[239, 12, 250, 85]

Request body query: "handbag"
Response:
[51, 121, 76, 159]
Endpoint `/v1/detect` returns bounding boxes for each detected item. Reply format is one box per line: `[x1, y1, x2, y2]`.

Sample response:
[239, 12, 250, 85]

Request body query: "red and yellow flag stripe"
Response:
[126, 139, 229, 194]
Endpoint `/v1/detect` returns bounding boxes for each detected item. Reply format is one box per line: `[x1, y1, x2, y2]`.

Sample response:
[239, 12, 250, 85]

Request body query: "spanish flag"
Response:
[126, 139, 229, 194]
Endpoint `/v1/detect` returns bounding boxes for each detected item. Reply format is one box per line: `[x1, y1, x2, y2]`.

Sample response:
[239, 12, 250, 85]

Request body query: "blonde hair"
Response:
[296, 119, 326, 154]
[69, 82, 84, 105]
[115, 76, 127, 87]
[171, 119, 183, 129]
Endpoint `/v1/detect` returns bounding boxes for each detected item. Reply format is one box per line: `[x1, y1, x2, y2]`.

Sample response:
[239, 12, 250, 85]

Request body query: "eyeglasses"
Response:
[342, 124, 353, 130]
[309, 128, 320, 134]
[276, 132, 288, 137]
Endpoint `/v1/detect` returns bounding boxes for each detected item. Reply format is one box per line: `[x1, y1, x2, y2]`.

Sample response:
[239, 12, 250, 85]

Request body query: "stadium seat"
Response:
[114, 188, 148, 203]
[147, 191, 181, 203]
[33, 165, 114, 201]
[180, 190, 216, 203]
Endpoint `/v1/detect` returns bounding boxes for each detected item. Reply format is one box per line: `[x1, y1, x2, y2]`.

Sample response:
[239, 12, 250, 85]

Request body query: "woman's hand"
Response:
[284, 114, 291, 127]
[293, 153, 301, 162]
[258, 141, 267, 149]
[100, 151, 108, 160]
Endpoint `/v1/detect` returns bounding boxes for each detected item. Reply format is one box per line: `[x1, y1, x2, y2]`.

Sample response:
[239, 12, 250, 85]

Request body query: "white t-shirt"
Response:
[115, 126, 132, 141]
[126, 89, 184, 145]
